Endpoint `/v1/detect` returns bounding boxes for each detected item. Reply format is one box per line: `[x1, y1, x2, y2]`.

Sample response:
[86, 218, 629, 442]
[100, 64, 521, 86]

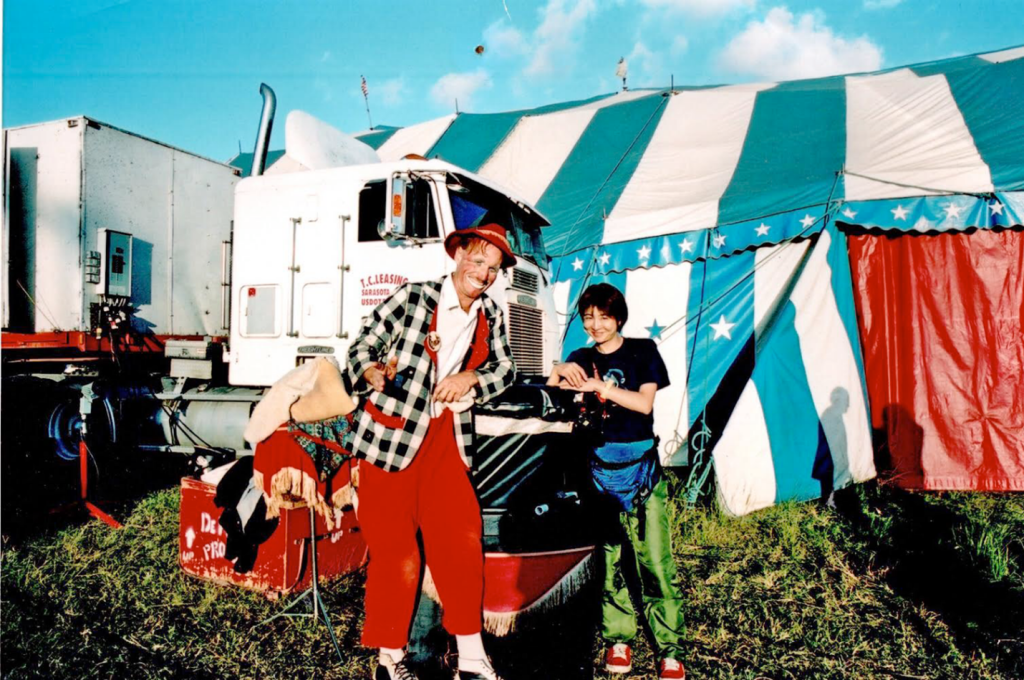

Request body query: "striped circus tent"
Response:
[358, 45, 1024, 514]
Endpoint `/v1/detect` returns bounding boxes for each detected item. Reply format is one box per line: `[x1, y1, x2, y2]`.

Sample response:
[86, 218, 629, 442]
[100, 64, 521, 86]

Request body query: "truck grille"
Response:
[511, 268, 539, 294]
[507, 303, 544, 376]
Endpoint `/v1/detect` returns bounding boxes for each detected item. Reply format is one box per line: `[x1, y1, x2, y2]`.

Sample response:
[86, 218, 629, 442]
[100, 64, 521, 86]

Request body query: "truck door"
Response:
[341, 174, 445, 340]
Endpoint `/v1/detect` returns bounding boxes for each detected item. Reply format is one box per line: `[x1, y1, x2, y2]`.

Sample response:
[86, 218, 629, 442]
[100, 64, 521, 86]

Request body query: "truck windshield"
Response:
[447, 176, 549, 271]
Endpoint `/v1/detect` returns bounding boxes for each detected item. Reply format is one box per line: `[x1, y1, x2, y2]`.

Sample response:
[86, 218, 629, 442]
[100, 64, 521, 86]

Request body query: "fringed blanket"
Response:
[253, 416, 357, 531]
[421, 545, 596, 636]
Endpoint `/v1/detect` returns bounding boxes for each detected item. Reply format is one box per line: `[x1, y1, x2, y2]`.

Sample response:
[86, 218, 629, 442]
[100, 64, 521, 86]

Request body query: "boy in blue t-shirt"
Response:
[548, 283, 686, 680]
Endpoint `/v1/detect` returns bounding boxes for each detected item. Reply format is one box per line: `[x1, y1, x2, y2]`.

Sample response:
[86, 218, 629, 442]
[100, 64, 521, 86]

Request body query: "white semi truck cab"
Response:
[228, 157, 560, 387]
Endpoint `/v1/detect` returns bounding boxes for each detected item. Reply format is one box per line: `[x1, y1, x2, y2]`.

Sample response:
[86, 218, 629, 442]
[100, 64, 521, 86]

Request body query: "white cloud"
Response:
[863, 0, 903, 8]
[484, 19, 528, 58]
[671, 35, 690, 56]
[524, 0, 598, 77]
[375, 77, 405, 107]
[719, 7, 883, 80]
[640, 0, 755, 17]
[430, 69, 493, 110]
[626, 41, 665, 86]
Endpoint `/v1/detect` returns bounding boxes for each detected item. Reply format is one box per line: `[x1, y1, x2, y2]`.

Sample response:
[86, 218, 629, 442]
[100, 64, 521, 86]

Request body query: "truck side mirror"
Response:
[383, 173, 408, 240]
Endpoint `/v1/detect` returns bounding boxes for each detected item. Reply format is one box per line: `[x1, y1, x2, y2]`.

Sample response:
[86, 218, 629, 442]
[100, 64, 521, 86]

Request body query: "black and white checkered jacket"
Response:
[346, 277, 516, 472]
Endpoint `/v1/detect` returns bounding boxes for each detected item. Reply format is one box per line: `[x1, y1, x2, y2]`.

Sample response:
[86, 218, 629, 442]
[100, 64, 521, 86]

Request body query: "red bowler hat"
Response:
[444, 223, 517, 269]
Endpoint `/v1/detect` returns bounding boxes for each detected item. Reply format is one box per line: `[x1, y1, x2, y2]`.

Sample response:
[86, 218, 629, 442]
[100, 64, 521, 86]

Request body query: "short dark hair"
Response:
[578, 283, 628, 330]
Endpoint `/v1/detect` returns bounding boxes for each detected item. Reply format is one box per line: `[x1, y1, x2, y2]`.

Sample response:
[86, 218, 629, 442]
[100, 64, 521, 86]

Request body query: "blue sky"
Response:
[5, 0, 1024, 163]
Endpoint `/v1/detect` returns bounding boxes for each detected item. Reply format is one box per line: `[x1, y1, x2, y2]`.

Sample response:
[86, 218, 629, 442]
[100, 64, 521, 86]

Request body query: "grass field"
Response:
[2, 472, 1022, 679]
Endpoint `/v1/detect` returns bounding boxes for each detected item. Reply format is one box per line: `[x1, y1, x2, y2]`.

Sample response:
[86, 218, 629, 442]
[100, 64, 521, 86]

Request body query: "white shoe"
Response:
[455, 656, 504, 680]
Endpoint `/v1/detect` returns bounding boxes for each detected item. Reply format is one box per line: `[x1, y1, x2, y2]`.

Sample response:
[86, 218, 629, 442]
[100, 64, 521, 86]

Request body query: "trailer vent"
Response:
[511, 268, 539, 294]
[507, 303, 544, 376]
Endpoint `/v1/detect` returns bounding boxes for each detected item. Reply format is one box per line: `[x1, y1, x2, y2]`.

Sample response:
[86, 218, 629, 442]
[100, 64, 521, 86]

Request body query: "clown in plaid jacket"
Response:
[345, 277, 516, 472]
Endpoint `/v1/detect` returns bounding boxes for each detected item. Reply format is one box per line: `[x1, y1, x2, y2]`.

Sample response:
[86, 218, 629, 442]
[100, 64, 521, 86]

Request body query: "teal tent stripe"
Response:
[427, 112, 524, 172]
[718, 78, 846, 226]
[426, 93, 618, 173]
[752, 300, 825, 503]
[913, 57, 1024, 192]
[686, 249, 756, 428]
[538, 94, 668, 257]
[228, 149, 286, 176]
[357, 128, 400, 150]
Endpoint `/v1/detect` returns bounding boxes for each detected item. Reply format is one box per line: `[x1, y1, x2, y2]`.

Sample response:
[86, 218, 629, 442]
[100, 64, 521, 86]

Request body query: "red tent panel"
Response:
[848, 228, 1024, 491]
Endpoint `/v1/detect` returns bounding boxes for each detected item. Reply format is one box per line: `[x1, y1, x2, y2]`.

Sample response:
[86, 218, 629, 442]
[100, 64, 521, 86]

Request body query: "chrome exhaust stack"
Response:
[250, 83, 277, 177]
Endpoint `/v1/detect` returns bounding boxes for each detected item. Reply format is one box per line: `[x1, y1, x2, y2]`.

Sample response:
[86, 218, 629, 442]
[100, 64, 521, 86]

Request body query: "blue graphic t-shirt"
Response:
[566, 337, 670, 444]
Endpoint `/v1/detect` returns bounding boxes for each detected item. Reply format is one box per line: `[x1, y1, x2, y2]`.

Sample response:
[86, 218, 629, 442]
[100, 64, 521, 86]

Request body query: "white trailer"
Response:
[3, 117, 240, 337]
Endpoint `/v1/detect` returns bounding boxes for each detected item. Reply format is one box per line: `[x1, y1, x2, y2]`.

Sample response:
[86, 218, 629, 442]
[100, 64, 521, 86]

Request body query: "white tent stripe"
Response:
[476, 91, 661, 205]
[788, 229, 876, 487]
[621, 262, 691, 464]
[552, 280, 574, 344]
[569, 89, 660, 111]
[375, 114, 456, 161]
[477, 109, 597, 206]
[714, 381, 777, 516]
[979, 45, 1024, 63]
[845, 69, 993, 200]
[603, 83, 773, 245]
[753, 240, 810, 342]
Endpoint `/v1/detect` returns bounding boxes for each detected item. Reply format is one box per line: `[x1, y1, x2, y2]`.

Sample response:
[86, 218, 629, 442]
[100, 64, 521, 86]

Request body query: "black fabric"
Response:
[213, 456, 253, 508]
[213, 458, 279, 573]
[571, 391, 607, 447]
[566, 338, 670, 443]
[473, 428, 604, 552]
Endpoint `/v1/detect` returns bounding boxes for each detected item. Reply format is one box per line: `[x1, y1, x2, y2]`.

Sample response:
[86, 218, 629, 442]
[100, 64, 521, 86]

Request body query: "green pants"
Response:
[601, 478, 686, 657]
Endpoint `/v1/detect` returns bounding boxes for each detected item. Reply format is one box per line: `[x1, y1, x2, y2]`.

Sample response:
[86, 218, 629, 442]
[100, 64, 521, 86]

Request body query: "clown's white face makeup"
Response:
[452, 241, 503, 311]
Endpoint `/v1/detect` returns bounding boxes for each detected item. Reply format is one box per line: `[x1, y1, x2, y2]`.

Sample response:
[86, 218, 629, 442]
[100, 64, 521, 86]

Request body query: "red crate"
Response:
[178, 476, 367, 594]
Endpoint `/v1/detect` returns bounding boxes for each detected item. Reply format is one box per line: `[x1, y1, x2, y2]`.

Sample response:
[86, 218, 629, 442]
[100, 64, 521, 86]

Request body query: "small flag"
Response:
[361, 75, 369, 98]
[616, 58, 628, 92]
[615, 58, 628, 80]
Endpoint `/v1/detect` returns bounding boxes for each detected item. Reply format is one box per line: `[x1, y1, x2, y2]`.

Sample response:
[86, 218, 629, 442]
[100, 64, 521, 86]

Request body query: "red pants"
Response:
[357, 410, 484, 648]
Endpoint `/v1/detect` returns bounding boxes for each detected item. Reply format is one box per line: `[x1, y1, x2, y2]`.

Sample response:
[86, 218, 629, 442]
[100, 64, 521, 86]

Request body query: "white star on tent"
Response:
[598, 252, 611, 266]
[710, 315, 735, 340]
[756, 223, 770, 236]
[842, 207, 857, 219]
[713, 234, 726, 248]
[571, 257, 584, 271]
[912, 217, 934, 232]
[892, 205, 909, 220]
[943, 203, 963, 219]
[637, 244, 652, 260]
[800, 214, 815, 229]
[990, 201, 1005, 215]
[679, 238, 694, 254]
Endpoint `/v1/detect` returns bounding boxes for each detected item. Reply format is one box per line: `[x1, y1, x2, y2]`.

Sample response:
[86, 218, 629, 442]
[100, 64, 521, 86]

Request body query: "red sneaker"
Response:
[604, 643, 632, 674]
[658, 658, 686, 680]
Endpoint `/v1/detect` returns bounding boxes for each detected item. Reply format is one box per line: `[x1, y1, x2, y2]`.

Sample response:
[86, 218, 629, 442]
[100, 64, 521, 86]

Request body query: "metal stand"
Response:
[52, 423, 122, 529]
[256, 506, 345, 664]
